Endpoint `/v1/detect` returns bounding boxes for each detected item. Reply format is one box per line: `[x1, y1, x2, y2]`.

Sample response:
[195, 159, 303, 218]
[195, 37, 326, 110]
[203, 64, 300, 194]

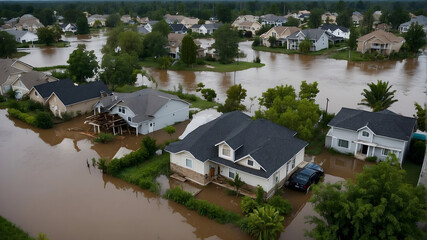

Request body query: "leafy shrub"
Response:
[268, 195, 292, 216]
[35, 111, 53, 129]
[7, 101, 20, 110]
[0, 95, 5, 102]
[252, 36, 260, 47]
[253, 56, 261, 63]
[256, 185, 265, 205]
[241, 196, 259, 215]
[164, 187, 194, 205]
[365, 156, 378, 162]
[106, 146, 151, 175]
[200, 88, 217, 102]
[196, 58, 205, 65]
[139, 178, 152, 189]
[94, 132, 115, 143]
[51, 70, 69, 79]
[106, 158, 121, 176]
[25, 100, 44, 112]
[8, 108, 36, 126]
[61, 112, 74, 121]
[142, 136, 157, 156]
[408, 140, 426, 164]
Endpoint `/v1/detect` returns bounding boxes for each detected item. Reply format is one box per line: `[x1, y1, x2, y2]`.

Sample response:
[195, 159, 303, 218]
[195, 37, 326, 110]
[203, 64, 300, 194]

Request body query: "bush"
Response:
[196, 58, 205, 65]
[268, 195, 292, 216]
[94, 132, 114, 143]
[139, 178, 152, 189]
[241, 196, 259, 215]
[253, 56, 261, 63]
[35, 111, 53, 129]
[0, 95, 5, 102]
[200, 88, 217, 102]
[107, 158, 122, 176]
[164, 187, 194, 205]
[408, 140, 426, 164]
[252, 36, 261, 47]
[106, 145, 151, 175]
[61, 112, 74, 121]
[256, 185, 265, 205]
[25, 100, 44, 112]
[8, 108, 36, 126]
[365, 156, 378, 162]
[142, 136, 157, 156]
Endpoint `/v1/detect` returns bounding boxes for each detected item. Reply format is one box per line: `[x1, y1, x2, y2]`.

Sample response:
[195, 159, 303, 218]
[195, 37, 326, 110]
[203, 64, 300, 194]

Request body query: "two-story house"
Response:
[287, 29, 329, 51]
[321, 24, 350, 39]
[165, 111, 308, 198]
[325, 108, 416, 164]
[357, 30, 404, 55]
[260, 26, 300, 47]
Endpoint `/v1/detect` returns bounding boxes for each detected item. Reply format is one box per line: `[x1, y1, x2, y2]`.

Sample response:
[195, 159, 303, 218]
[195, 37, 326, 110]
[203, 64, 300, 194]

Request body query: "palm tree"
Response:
[228, 173, 245, 196]
[248, 205, 284, 240]
[359, 80, 398, 112]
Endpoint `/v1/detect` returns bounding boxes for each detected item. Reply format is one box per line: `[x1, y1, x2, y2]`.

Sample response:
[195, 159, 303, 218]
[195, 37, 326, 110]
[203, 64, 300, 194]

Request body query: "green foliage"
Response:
[118, 30, 144, 57]
[0, 215, 33, 240]
[212, 24, 239, 64]
[35, 111, 53, 129]
[256, 185, 265, 205]
[299, 80, 319, 101]
[216, 4, 232, 23]
[247, 205, 284, 240]
[241, 196, 259, 215]
[414, 102, 426, 131]
[100, 53, 141, 87]
[181, 34, 197, 65]
[362, 8, 375, 34]
[8, 108, 36, 126]
[106, 13, 121, 28]
[218, 84, 247, 113]
[255, 25, 272, 36]
[268, 36, 276, 47]
[389, 3, 410, 29]
[67, 45, 98, 83]
[141, 136, 157, 156]
[365, 156, 377, 162]
[227, 173, 245, 196]
[299, 38, 312, 53]
[336, 9, 353, 28]
[51, 24, 63, 43]
[7, 88, 17, 100]
[252, 36, 261, 47]
[94, 132, 115, 143]
[163, 126, 176, 138]
[37, 27, 55, 45]
[200, 88, 217, 102]
[76, 16, 90, 34]
[404, 22, 427, 53]
[348, 27, 359, 50]
[164, 187, 194, 204]
[0, 31, 17, 58]
[309, 8, 324, 28]
[408, 140, 426, 165]
[152, 19, 171, 37]
[35, 232, 49, 240]
[359, 80, 398, 112]
[283, 17, 300, 27]
[307, 156, 426, 239]
[143, 31, 168, 57]
[96, 158, 107, 173]
[157, 56, 173, 69]
[268, 195, 292, 216]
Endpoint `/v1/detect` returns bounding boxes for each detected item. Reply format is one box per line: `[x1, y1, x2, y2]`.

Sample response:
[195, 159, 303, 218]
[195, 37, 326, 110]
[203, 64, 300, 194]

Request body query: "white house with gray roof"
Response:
[165, 111, 308, 198]
[287, 29, 329, 51]
[94, 89, 189, 135]
[5, 29, 38, 43]
[325, 108, 416, 164]
[399, 15, 427, 35]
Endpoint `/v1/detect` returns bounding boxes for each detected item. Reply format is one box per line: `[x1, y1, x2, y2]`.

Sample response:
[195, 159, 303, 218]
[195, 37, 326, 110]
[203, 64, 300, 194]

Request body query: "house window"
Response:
[228, 168, 235, 179]
[222, 148, 230, 157]
[118, 106, 126, 114]
[127, 117, 131, 121]
[362, 131, 369, 137]
[247, 159, 254, 166]
[291, 158, 295, 169]
[338, 139, 349, 148]
[186, 159, 192, 168]
[35, 91, 38, 96]
[382, 148, 389, 156]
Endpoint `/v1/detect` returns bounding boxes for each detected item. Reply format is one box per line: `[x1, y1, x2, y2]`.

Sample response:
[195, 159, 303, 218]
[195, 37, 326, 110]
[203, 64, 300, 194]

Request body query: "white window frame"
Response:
[185, 159, 192, 168]
[291, 158, 295, 169]
[228, 168, 236, 179]
[338, 139, 349, 149]
[382, 148, 389, 156]
[127, 116, 131, 122]
[222, 148, 230, 157]
[247, 159, 254, 166]
[362, 131, 369, 137]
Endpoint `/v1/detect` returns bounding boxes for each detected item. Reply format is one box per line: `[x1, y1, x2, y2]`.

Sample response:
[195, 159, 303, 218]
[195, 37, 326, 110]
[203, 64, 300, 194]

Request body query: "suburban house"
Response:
[164, 14, 199, 28]
[29, 79, 111, 118]
[325, 108, 416, 164]
[200, 23, 222, 34]
[260, 26, 300, 47]
[357, 30, 405, 55]
[120, 15, 132, 24]
[322, 12, 338, 24]
[321, 24, 350, 39]
[60, 23, 77, 33]
[376, 23, 392, 31]
[12, 71, 57, 99]
[399, 15, 427, 34]
[87, 14, 108, 27]
[352, 12, 364, 26]
[4, 29, 38, 43]
[137, 26, 150, 35]
[14, 14, 44, 33]
[232, 15, 259, 26]
[181, 17, 199, 29]
[287, 29, 329, 51]
[165, 111, 308, 198]
[190, 24, 201, 33]
[170, 23, 188, 34]
[260, 14, 288, 26]
[93, 89, 190, 135]
[166, 33, 203, 59]
[232, 21, 262, 35]
[144, 20, 159, 32]
[373, 11, 382, 25]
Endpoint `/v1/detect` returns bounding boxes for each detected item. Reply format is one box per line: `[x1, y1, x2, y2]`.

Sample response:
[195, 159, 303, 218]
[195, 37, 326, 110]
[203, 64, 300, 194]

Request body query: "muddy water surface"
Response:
[0, 109, 249, 240]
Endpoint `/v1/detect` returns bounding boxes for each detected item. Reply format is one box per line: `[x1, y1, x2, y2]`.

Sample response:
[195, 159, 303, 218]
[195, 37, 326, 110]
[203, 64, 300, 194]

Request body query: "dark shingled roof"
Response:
[321, 24, 349, 33]
[35, 79, 111, 105]
[328, 107, 416, 141]
[166, 111, 308, 179]
[288, 29, 327, 41]
[170, 23, 187, 32]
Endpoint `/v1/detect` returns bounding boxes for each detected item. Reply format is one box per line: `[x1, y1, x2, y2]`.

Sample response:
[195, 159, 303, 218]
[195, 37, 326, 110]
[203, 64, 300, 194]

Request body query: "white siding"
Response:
[170, 151, 206, 175]
[218, 143, 234, 161]
[236, 156, 261, 170]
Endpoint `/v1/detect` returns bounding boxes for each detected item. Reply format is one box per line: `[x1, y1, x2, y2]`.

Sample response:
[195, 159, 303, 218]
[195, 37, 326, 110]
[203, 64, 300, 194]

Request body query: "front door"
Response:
[361, 145, 368, 155]
[148, 122, 154, 133]
[209, 167, 215, 177]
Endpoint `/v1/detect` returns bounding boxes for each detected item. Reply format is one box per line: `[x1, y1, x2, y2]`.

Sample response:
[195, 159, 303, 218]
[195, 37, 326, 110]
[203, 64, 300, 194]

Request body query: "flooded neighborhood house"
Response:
[166, 111, 308, 198]
[325, 108, 416, 164]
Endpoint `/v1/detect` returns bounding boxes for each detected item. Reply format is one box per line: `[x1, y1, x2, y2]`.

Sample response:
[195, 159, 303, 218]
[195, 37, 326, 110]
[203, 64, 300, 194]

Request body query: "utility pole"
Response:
[326, 98, 330, 114]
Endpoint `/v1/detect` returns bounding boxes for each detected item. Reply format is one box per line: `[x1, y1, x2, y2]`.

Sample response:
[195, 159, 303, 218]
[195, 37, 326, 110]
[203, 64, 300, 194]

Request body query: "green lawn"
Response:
[0, 216, 33, 240]
[402, 160, 422, 186]
[330, 50, 372, 61]
[33, 65, 68, 71]
[114, 84, 147, 93]
[11, 52, 30, 58]
[161, 90, 220, 110]
[140, 58, 265, 73]
[253, 44, 346, 57]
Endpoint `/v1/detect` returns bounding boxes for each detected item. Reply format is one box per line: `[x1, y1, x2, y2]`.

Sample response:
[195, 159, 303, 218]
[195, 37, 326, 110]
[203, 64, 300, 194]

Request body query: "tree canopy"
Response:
[100, 53, 141, 87]
[118, 30, 143, 57]
[299, 38, 311, 53]
[283, 17, 300, 27]
[218, 84, 247, 113]
[307, 155, 426, 240]
[247, 205, 284, 240]
[67, 45, 98, 84]
[308, 8, 323, 28]
[76, 16, 90, 34]
[336, 9, 353, 28]
[106, 14, 121, 28]
[404, 22, 427, 53]
[152, 19, 171, 37]
[414, 102, 426, 131]
[348, 27, 359, 50]
[359, 80, 398, 112]
[37, 27, 55, 45]
[212, 24, 239, 64]
[0, 31, 17, 58]
[181, 34, 197, 65]
[142, 31, 168, 58]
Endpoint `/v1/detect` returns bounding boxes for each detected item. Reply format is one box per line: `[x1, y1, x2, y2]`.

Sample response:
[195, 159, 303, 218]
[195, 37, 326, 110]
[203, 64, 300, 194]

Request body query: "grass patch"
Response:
[0, 215, 33, 240]
[253, 44, 346, 57]
[162, 90, 220, 110]
[330, 50, 371, 61]
[114, 84, 147, 93]
[33, 65, 68, 71]
[306, 128, 327, 155]
[35, 41, 70, 48]
[11, 52, 30, 58]
[140, 58, 265, 73]
[402, 160, 422, 186]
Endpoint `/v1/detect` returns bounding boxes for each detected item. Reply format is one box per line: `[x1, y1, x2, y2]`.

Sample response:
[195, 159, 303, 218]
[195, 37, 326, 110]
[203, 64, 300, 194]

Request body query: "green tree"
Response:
[307, 156, 426, 239]
[181, 34, 197, 66]
[35, 112, 53, 129]
[299, 38, 311, 53]
[252, 36, 261, 47]
[268, 36, 276, 47]
[212, 24, 239, 63]
[143, 32, 168, 57]
[0, 31, 17, 58]
[299, 80, 319, 101]
[256, 185, 265, 205]
[163, 125, 176, 139]
[390, 3, 410, 29]
[218, 84, 247, 113]
[76, 16, 89, 34]
[348, 27, 358, 50]
[336, 9, 353, 28]
[118, 30, 143, 57]
[362, 8, 374, 34]
[106, 13, 121, 28]
[152, 19, 171, 37]
[200, 89, 217, 102]
[227, 173, 245, 196]
[93, 20, 103, 28]
[216, 4, 232, 23]
[64, 9, 84, 24]
[283, 17, 300, 27]
[34, 8, 55, 26]
[414, 102, 426, 131]
[102, 26, 124, 54]
[97, 158, 107, 173]
[67, 45, 98, 83]
[404, 22, 427, 53]
[336, 0, 346, 13]
[101, 53, 141, 87]
[308, 8, 323, 28]
[247, 205, 284, 240]
[359, 80, 398, 112]
[37, 27, 55, 45]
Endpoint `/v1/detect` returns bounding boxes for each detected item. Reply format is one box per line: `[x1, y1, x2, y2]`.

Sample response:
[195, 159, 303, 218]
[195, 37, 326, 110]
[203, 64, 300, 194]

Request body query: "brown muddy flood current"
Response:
[0, 109, 373, 239]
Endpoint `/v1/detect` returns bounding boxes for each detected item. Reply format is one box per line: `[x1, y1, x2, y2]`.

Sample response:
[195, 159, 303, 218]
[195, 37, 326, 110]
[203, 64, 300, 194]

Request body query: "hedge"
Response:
[8, 108, 36, 126]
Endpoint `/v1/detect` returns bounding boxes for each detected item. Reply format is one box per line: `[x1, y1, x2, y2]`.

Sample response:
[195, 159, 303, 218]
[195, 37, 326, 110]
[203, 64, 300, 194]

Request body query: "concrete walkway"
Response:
[416, 141, 427, 237]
